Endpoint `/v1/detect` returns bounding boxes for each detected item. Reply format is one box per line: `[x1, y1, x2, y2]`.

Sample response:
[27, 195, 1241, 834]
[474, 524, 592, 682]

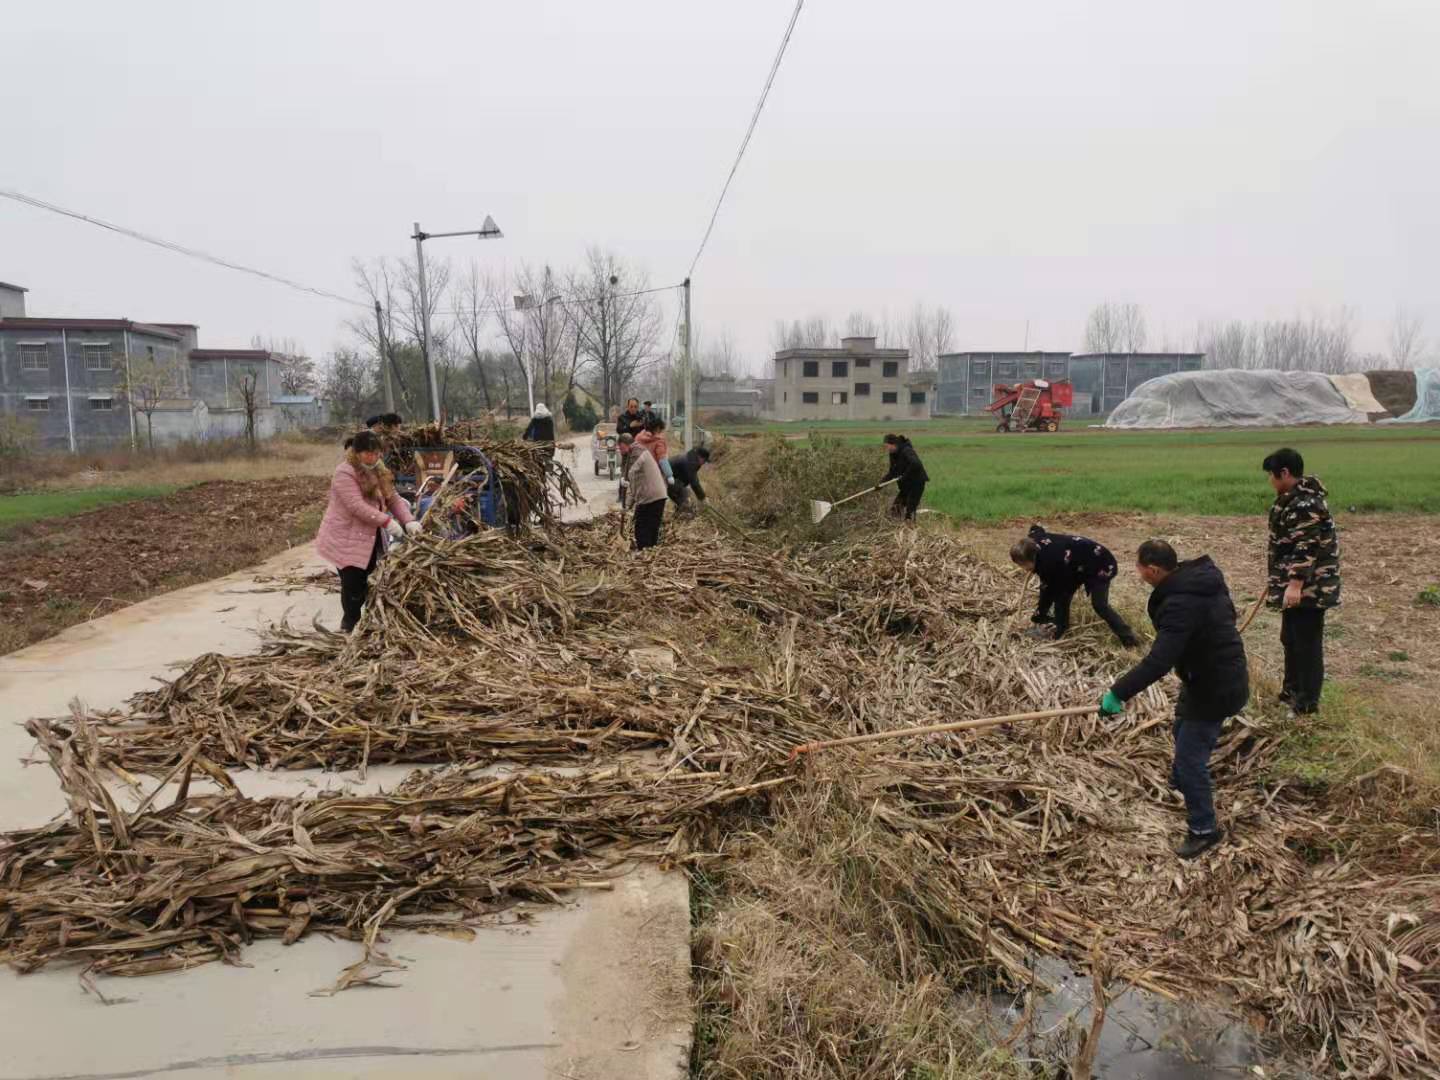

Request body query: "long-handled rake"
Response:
[810, 477, 899, 525]
[788, 704, 1097, 761]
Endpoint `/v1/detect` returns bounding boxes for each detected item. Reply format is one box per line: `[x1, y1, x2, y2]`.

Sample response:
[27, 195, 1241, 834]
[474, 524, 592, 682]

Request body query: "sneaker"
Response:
[1176, 829, 1224, 860]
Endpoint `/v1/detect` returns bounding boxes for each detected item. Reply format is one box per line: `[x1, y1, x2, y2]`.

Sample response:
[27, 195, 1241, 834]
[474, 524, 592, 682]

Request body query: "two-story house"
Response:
[771, 337, 932, 422]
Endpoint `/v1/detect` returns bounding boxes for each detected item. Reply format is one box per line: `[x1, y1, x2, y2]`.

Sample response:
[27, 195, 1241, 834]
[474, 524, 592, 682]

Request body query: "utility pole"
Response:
[682, 277, 694, 450]
[412, 215, 503, 425]
[413, 222, 440, 423]
[374, 301, 395, 413]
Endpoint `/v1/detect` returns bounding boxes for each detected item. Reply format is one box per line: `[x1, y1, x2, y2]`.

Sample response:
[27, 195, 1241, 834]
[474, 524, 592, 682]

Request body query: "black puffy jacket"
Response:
[1029, 525, 1118, 596]
[668, 450, 707, 499]
[1111, 556, 1248, 705]
[882, 439, 929, 494]
[523, 415, 556, 443]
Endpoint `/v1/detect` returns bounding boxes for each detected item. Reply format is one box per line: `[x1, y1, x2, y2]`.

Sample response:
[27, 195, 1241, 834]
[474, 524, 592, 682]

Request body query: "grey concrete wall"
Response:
[0, 328, 190, 449]
[0, 286, 26, 318]
[190, 357, 283, 411]
[773, 351, 920, 421]
[206, 407, 280, 441]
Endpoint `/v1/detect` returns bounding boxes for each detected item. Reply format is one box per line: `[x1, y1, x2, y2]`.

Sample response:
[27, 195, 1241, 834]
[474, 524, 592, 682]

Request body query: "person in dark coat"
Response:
[1010, 525, 1138, 646]
[667, 446, 710, 510]
[881, 434, 928, 521]
[1101, 540, 1249, 860]
[616, 398, 646, 438]
[1263, 447, 1340, 715]
[522, 403, 556, 458]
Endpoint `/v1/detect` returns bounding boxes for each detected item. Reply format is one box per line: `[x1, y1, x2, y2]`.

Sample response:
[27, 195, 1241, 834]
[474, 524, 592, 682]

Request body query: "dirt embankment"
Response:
[0, 477, 328, 655]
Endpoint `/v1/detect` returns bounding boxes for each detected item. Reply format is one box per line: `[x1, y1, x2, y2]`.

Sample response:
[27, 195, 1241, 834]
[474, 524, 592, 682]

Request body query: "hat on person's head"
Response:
[365, 415, 384, 428]
[533, 403, 551, 419]
[618, 432, 635, 445]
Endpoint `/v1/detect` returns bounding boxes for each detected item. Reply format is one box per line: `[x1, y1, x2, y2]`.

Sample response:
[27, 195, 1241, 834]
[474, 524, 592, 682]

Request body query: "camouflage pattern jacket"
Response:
[1267, 476, 1340, 609]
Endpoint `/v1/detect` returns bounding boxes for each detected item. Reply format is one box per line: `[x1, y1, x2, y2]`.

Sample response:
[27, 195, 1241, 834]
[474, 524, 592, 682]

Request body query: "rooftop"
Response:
[189, 349, 279, 360]
[0, 281, 28, 293]
[0, 317, 183, 340]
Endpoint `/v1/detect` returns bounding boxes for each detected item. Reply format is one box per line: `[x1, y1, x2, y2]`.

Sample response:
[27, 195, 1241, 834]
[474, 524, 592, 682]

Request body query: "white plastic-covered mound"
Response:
[1105, 369, 1369, 429]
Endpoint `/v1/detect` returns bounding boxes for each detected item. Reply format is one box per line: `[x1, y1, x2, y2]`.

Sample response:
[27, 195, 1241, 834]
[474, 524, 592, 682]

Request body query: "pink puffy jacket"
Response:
[315, 462, 414, 570]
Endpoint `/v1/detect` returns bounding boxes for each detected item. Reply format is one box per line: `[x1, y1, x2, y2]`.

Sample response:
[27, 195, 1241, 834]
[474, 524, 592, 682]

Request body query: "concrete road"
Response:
[0, 448, 690, 1080]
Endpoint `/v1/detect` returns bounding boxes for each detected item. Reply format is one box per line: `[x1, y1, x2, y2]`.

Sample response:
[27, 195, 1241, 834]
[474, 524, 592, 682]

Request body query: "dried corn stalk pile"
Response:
[4, 523, 1437, 1076]
[380, 419, 581, 525]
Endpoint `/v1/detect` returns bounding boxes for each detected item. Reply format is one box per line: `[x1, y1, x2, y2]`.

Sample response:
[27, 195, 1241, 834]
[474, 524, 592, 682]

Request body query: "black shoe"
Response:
[1119, 635, 1140, 648]
[1176, 829, 1224, 860]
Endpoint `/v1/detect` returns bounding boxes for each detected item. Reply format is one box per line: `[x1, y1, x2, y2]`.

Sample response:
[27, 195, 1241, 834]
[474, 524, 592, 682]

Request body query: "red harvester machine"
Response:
[987, 379, 1073, 432]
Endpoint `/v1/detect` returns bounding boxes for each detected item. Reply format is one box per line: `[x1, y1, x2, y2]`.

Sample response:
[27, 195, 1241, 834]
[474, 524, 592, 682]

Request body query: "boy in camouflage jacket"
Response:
[1263, 447, 1340, 714]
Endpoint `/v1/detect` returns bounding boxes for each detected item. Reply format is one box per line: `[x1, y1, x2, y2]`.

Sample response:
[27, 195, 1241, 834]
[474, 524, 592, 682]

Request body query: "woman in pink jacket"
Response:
[315, 431, 418, 631]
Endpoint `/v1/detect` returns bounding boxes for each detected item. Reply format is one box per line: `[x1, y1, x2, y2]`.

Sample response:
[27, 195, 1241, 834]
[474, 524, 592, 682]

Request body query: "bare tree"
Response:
[491, 264, 569, 413]
[903, 302, 955, 374]
[1389, 306, 1426, 369]
[1084, 302, 1148, 353]
[320, 348, 374, 425]
[452, 262, 494, 410]
[844, 311, 878, 338]
[349, 258, 417, 414]
[771, 316, 834, 352]
[565, 249, 663, 414]
[250, 337, 317, 396]
[118, 351, 186, 450]
[1195, 320, 1258, 370]
[1197, 309, 1359, 373]
[233, 370, 261, 450]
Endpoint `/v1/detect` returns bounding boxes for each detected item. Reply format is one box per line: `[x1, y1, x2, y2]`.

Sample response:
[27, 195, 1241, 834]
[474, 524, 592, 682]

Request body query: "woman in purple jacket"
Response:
[315, 431, 418, 631]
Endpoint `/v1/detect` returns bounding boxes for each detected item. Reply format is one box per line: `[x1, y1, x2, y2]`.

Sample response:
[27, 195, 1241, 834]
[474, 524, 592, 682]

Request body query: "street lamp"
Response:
[412, 215, 503, 423]
[513, 287, 561, 417]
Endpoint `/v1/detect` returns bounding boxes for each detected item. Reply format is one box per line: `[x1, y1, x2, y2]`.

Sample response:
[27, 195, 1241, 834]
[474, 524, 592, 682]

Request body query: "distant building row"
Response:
[937, 351, 1205, 416]
[687, 342, 1203, 423]
[0, 281, 322, 450]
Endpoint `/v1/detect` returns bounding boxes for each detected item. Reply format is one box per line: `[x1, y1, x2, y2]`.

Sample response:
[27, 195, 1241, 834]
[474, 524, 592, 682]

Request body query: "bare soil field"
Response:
[0, 477, 328, 655]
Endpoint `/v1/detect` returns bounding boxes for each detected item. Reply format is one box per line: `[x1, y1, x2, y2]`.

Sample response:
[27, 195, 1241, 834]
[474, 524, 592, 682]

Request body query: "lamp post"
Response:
[413, 215, 502, 423]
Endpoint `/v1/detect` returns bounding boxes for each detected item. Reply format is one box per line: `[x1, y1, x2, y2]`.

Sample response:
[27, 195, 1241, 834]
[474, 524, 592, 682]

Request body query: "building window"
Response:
[882, 361, 899, 378]
[802, 391, 819, 404]
[882, 391, 898, 404]
[855, 357, 871, 368]
[783, 391, 788, 403]
[831, 361, 848, 378]
[89, 397, 115, 411]
[84, 343, 113, 371]
[910, 391, 927, 405]
[782, 361, 788, 379]
[831, 391, 848, 405]
[25, 396, 50, 411]
[1023, 360, 1040, 376]
[854, 382, 871, 396]
[20, 345, 48, 371]
[802, 360, 819, 377]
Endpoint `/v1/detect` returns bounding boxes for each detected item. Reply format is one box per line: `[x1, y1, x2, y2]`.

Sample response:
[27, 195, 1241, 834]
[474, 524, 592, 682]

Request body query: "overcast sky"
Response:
[3, 0, 1437, 370]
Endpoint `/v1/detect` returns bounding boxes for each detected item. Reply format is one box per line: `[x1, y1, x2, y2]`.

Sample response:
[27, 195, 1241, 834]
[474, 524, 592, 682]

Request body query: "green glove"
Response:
[1099, 690, 1125, 717]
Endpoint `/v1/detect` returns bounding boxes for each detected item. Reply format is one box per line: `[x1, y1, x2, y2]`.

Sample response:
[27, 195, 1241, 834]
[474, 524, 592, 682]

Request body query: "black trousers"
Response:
[1170, 685, 1247, 836]
[1050, 580, 1137, 644]
[890, 482, 924, 521]
[1280, 607, 1326, 712]
[338, 531, 383, 632]
[633, 499, 665, 550]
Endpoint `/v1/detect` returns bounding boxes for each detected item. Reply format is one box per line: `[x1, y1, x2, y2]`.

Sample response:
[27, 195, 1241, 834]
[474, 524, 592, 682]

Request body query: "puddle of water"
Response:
[980, 957, 1311, 1079]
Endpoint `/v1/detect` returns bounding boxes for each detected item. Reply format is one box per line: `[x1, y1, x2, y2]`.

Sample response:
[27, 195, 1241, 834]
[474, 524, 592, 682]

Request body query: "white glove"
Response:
[404, 520, 423, 537]
[385, 519, 404, 541]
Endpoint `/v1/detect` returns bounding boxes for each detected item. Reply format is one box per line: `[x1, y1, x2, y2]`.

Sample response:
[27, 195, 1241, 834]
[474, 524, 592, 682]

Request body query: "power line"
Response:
[688, 0, 806, 278]
[0, 187, 369, 309]
[425, 281, 686, 319]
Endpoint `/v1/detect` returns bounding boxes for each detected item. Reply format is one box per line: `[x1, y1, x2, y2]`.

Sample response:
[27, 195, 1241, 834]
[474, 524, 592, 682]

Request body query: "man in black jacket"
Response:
[667, 446, 710, 511]
[1011, 525, 1138, 646]
[881, 434, 928, 521]
[616, 398, 646, 438]
[1100, 540, 1249, 860]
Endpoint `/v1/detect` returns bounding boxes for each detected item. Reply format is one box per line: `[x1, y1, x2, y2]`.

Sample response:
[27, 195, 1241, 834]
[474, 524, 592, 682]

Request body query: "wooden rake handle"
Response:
[1237, 594, 1265, 635]
[787, 704, 1097, 761]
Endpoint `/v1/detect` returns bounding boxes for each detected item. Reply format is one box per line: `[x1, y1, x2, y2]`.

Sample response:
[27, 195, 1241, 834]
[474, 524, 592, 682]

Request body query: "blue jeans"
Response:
[1169, 686, 1246, 835]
